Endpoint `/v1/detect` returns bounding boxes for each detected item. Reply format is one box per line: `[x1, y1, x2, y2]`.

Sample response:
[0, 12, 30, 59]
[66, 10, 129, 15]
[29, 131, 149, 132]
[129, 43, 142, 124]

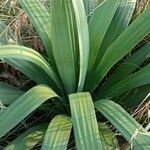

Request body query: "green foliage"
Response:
[0, 0, 150, 149]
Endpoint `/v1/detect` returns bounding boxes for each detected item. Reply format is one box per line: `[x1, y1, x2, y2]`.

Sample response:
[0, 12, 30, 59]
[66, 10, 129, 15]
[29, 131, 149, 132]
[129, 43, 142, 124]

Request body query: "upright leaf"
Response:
[87, 0, 119, 75]
[69, 92, 104, 150]
[95, 100, 150, 150]
[0, 84, 58, 138]
[95, 0, 137, 64]
[71, 0, 89, 92]
[50, 0, 76, 94]
[89, 7, 150, 91]
[42, 115, 72, 150]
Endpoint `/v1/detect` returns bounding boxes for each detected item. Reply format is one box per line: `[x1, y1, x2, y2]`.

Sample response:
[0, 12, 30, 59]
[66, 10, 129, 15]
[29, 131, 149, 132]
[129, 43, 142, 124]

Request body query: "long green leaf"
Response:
[50, 0, 76, 94]
[19, 0, 54, 61]
[42, 115, 72, 150]
[95, 0, 137, 64]
[95, 100, 150, 150]
[98, 64, 150, 98]
[4, 124, 47, 150]
[69, 92, 104, 150]
[0, 84, 58, 138]
[0, 21, 51, 85]
[87, 0, 119, 75]
[71, 0, 89, 92]
[0, 45, 61, 89]
[0, 82, 24, 105]
[4, 59, 52, 85]
[98, 43, 150, 94]
[89, 6, 150, 91]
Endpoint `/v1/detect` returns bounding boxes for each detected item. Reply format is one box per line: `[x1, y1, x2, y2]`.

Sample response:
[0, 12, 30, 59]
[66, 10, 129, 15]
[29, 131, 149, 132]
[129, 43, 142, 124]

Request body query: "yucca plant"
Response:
[0, 0, 150, 149]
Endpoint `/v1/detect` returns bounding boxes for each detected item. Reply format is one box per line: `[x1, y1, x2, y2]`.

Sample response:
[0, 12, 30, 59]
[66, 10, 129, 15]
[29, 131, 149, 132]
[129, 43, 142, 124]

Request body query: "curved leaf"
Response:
[95, 100, 150, 150]
[69, 92, 104, 149]
[0, 84, 58, 138]
[100, 43, 150, 92]
[0, 45, 61, 89]
[4, 59, 52, 85]
[99, 64, 150, 98]
[0, 82, 24, 105]
[42, 115, 72, 150]
[0, 21, 51, 85]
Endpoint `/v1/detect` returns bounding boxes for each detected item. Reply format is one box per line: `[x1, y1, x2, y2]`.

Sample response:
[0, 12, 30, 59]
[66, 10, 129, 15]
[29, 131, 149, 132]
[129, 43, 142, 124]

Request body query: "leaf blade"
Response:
[19, 0, 54, 61]
[99, 64, 150, 98]
[95, 0, 137, 63]
[95, 100, 150, 150]
[90, 6, 150, 91]
[96, 43, 150, 97]
[50, 0, 76, 94]
[0, 82, 24, 105]
[72, 0, 89, 92]
[0, 45, 61, 89]
[69, 92, 104, 150]
[0, 84, 58, 138]
[87, 0, 120, 75]
[42, 115, 72, 150]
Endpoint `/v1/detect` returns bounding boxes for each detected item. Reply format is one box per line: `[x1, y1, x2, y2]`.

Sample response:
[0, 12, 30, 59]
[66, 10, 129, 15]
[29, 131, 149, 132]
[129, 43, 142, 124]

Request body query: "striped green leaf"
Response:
[0, 21, 51, 86]
[42, 115, 72, 150]
[0, 84, 58, 138]
[4, 59, 52, 85]
[69, 92, 104, 150]
[4, 124, 47, 150]
[98, 64, 150, 98]
[97, 43, 150, 95]
[0, 45, 61, 89]
[89, 6, 150, 91]
[71, 0, 89, 92]
[87, 0, 119, 75]
[95, 100, 150, 150]
[95, 0, 137, 63]
[50, 0, 76, 94]
[0, 82, 24, 105]
[19, 0, 54, 61]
